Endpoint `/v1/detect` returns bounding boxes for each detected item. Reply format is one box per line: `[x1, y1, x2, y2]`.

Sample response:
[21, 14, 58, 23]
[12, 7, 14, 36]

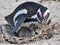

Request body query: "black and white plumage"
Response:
[5, 2, 50, 34]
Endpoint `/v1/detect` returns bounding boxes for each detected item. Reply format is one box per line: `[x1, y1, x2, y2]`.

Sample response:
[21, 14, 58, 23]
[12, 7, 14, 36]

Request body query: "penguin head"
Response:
[37, 9, 50, 24]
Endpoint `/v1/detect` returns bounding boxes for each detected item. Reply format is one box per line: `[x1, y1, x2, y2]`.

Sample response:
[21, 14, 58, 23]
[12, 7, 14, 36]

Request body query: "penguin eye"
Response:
[43, 9, 50, 20]
[45, 13, 49, 19]
[44, 13, 49, 22]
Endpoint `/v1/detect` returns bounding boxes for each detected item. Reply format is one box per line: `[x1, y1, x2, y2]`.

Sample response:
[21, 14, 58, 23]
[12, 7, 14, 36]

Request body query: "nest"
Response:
[0, 19, 60, 44]
[0, 25, 51, 43]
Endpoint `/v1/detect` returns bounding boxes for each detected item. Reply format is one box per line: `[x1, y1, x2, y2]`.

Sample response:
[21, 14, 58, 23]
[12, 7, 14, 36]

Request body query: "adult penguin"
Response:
[5, 2, 50, 34]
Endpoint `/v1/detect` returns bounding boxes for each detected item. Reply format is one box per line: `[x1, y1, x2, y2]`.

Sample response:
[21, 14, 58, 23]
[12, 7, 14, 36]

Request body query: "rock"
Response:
[0, 34, 5, 43]
[1, 24, 11, 39]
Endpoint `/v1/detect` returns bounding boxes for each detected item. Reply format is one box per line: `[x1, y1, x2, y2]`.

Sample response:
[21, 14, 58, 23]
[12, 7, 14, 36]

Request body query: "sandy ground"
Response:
[0, 0, 60, 45]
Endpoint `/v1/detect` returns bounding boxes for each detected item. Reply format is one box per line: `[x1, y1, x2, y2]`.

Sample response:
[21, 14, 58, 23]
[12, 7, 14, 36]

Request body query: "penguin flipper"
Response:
[9, 14, 28, 34]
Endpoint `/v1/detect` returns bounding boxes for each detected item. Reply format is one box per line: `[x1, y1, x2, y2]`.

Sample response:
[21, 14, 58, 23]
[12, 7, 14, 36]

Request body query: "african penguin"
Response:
[5, 2, 50, 34]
